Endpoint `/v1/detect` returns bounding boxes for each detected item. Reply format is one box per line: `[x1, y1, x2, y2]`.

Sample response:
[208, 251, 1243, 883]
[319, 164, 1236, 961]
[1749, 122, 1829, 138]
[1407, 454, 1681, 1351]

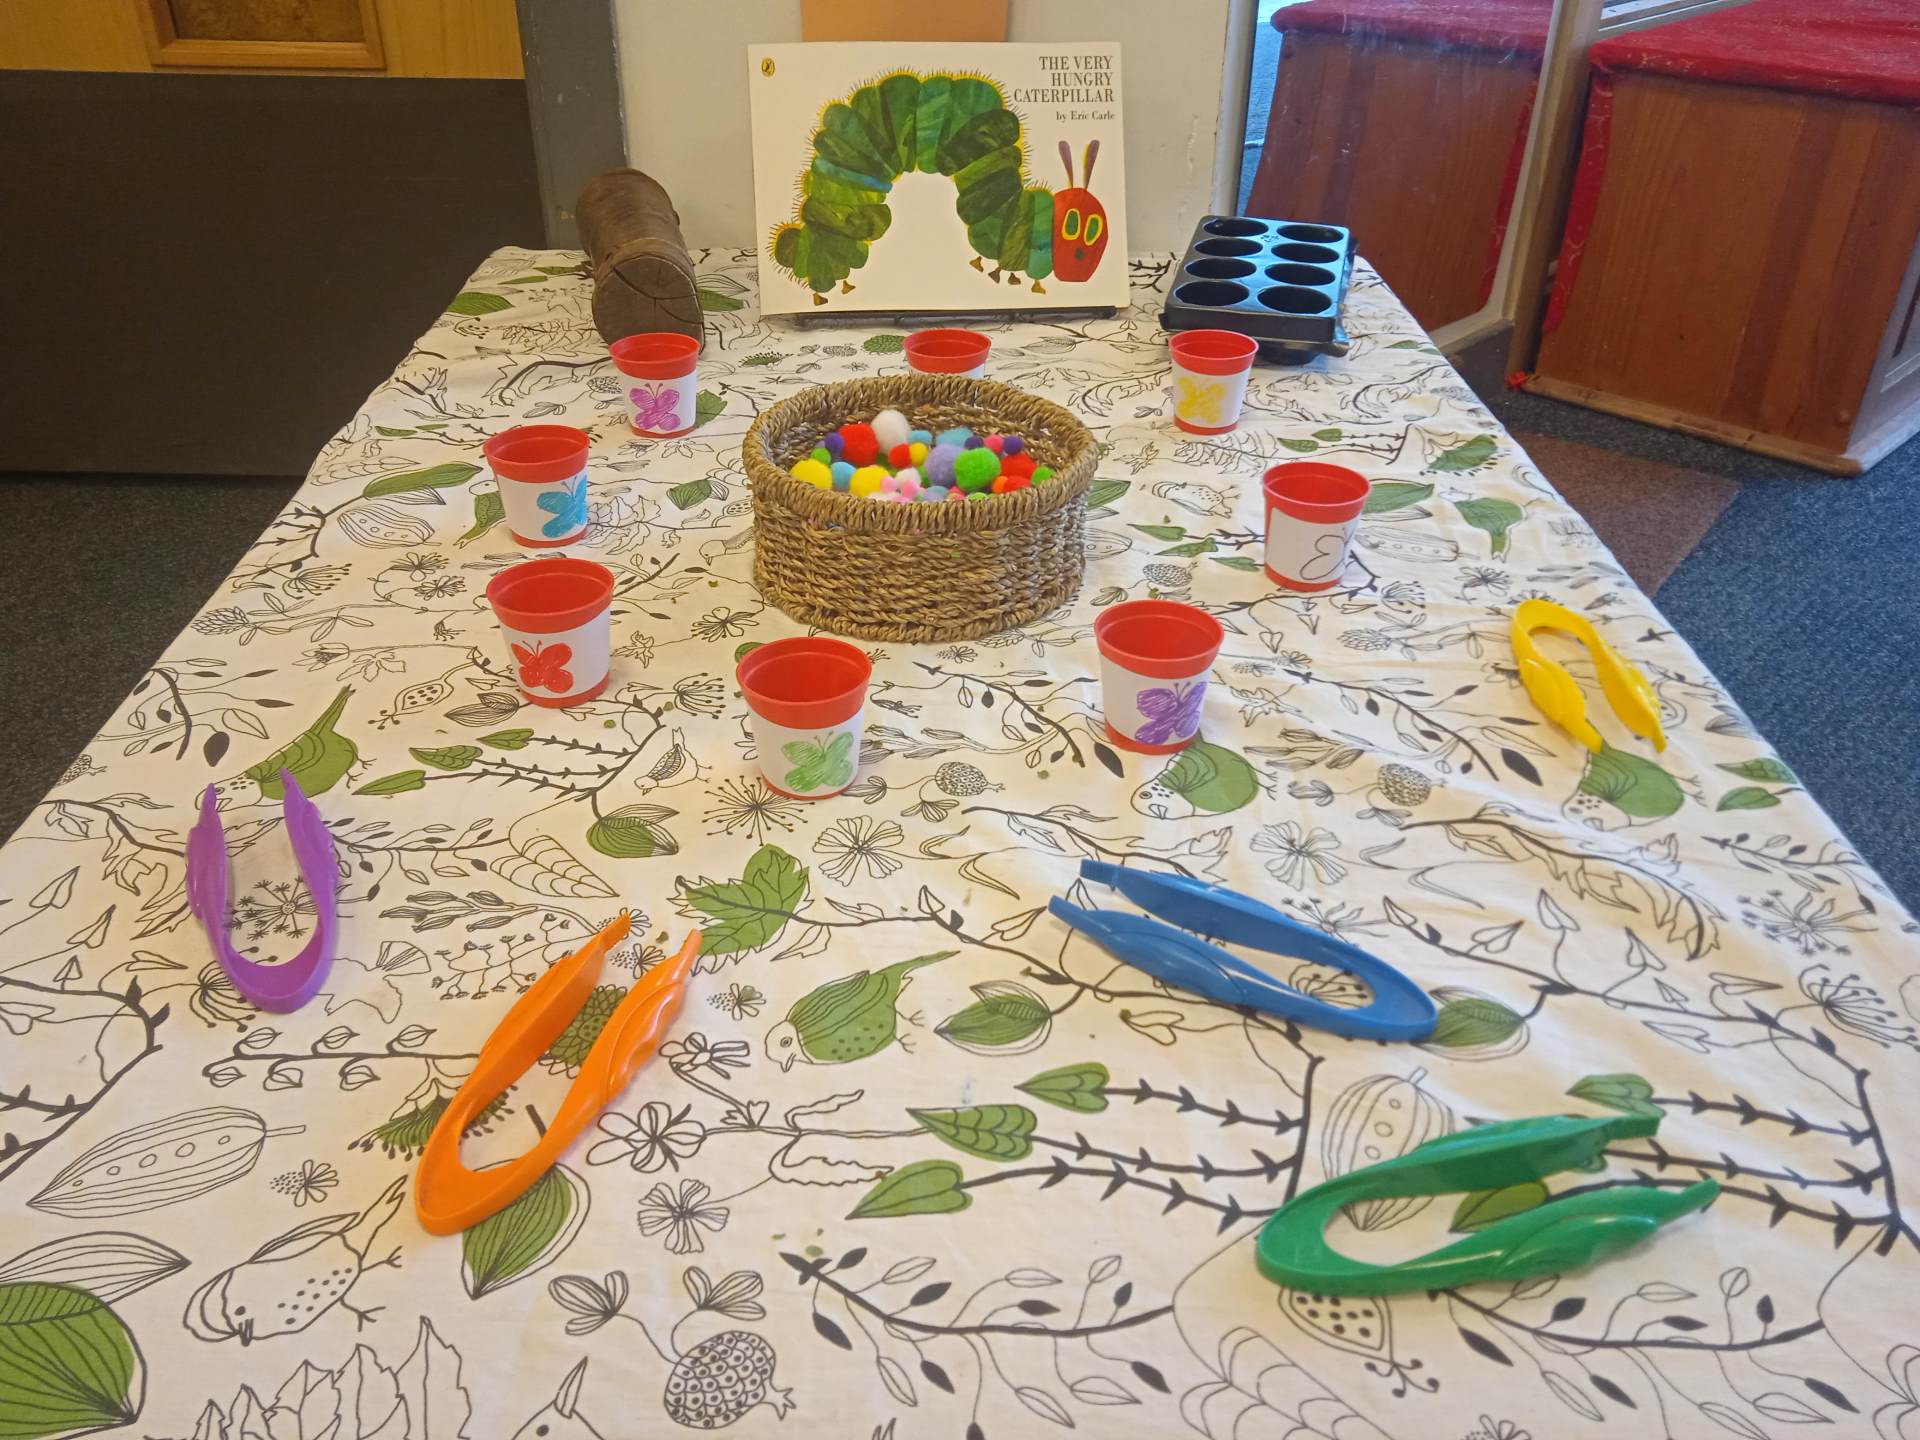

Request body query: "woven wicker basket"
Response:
[742, 375, 1096, 642]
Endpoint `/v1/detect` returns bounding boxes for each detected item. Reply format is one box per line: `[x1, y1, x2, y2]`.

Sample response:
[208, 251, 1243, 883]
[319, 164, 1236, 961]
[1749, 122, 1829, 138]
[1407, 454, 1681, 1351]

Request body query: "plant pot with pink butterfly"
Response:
[485, 425, 593, 547]
[1093, 599, 1224, 754]
[1168, 330, 1258, 435]
[486, 558, 616, 708]
[736, 636, 872, 800]
[611, 332, 700, 438]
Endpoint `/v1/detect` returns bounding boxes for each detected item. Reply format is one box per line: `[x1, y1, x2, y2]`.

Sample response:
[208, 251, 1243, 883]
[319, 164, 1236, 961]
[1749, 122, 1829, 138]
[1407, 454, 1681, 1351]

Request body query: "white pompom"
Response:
[871, 407, 912, 453]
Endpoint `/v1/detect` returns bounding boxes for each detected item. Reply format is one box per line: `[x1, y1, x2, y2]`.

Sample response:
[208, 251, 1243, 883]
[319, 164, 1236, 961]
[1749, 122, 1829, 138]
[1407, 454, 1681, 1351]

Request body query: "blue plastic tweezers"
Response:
[1049, 860, 1438, 1041]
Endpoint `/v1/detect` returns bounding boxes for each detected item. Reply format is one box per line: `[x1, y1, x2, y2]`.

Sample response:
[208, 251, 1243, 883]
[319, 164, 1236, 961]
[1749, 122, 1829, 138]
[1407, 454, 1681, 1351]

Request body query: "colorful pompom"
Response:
[923, 443, 961, 485]
[963, 435, 984, 449]
[908, 441, 929, 466]
[1003, 435, 1025, 456]
[872, 407, 912, 453]
[923, 485, 949, 502]
[887, 443, 913, 470]
[896, 466, 922, 499]
[822, 432, 845, 460]
[984, 433, 1005, 454]
[840, 423, 880, 467]
[934, 426, 972, 449]
[953, 447, 1001, 492]
[791, 458, 833, 488]
[810, 446, 832, 465]
[1031, 464, 1055, 485]
[1001, 452, 1036, 480]
[849, 465, 888, 497]
[830, 460, 856, 488]
[908, 428, 933, 448]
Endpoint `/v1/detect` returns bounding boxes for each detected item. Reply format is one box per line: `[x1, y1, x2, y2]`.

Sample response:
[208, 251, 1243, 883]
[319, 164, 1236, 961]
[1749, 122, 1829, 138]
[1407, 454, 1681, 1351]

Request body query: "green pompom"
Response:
[811, 446, 832, 465]
[1031, 465, 1055, 486]
[952, 447, 1002, 493]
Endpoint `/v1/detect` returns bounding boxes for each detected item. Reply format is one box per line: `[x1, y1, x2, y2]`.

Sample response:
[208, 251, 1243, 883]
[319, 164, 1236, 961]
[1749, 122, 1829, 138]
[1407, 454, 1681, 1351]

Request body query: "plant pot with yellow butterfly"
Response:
[736, 637, 872, 800]
[486, 558, 615, 709]
[1168, 330, 1259, 435]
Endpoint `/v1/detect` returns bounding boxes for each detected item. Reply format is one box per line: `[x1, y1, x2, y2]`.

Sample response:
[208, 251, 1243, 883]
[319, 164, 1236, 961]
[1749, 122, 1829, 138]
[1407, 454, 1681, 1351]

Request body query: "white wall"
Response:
[612, 0, 1233, 252]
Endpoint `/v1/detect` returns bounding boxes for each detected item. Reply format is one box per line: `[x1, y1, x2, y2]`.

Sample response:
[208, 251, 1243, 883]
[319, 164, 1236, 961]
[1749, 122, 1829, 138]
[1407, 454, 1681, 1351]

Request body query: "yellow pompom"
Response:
[849, 465, 889, 497]
[908, 441, 929, 466]
[791, 458, 833, 488]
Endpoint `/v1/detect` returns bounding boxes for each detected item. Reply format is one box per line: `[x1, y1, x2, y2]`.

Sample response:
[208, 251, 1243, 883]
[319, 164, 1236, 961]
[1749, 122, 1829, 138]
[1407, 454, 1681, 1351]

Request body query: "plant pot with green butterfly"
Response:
[737, 636, 871, 799]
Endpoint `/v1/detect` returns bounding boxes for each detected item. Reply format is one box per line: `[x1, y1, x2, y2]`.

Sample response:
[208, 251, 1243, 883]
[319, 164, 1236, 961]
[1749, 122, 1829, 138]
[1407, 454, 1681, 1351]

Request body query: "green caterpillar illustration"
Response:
[770, 70, 1110, 303]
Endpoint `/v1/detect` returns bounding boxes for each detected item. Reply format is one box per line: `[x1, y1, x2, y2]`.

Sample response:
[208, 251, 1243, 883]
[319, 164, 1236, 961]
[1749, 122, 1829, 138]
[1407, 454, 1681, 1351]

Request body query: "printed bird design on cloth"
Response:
[215, 684, 359, 807]
[513, 1358, 604, 1439]
[184, 1174, 406, 1343]
[1175, 375, 1228, 425]
[763, 951, 957, 1069]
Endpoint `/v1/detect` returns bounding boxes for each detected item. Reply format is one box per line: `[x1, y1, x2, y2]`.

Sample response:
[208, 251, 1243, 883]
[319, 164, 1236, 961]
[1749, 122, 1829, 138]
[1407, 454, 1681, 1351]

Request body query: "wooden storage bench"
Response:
[1530, 0, 1920, 474]
[1245, 0, 1551, 332]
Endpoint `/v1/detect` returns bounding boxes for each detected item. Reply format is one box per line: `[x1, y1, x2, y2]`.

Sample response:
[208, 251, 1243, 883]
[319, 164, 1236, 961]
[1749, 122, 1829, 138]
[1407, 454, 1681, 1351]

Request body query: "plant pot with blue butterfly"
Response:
[611, 332, 700, 438]
[736, 636, 872, 800]
[1168, 329, 1258, 435]
[484, 425, 593, 548]
[1094, 600, 1224, 755]
[486, 557, 615, 708]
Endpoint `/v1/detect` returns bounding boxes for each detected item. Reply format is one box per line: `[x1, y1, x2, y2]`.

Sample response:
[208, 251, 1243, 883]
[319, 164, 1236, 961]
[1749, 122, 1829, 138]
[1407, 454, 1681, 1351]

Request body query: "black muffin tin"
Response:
[1160, 215, 1354, 364]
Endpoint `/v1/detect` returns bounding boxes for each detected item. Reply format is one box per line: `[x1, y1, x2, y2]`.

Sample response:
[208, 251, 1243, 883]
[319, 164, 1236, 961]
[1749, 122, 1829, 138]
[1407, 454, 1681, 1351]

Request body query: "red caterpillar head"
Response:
[1052, 140, 1108, 283]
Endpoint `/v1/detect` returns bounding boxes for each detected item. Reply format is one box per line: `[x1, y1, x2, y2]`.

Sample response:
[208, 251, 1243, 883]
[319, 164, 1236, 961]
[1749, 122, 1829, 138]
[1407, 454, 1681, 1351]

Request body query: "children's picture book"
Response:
[748, 41, 1129, 316]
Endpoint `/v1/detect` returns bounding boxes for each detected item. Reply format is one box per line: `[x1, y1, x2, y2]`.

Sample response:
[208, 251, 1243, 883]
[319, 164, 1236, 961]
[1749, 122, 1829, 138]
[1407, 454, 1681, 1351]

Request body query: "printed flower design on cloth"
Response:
[782, 731, 855, 793]
[711, 983, 767, 1020]
[538, 475, 589, 538]
[637, 1178, 730, 1254]
[588, 1100, 706, 1172]
[1252, 821, 1348, 888]
[660, 1031, 751, 1078]
[1175, 374, 1227, 424]
[813, 815, 907, 884]
[1135, 682, 1205, 745]
[631, 382, 683, 432]
[270, 1158, 340, 1207]
[512, 640, 574, 694]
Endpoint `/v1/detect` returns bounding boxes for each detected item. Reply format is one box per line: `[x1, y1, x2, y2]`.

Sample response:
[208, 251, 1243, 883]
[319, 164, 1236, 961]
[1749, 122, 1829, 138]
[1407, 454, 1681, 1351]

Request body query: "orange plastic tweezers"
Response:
[415, 913, 701, 1235]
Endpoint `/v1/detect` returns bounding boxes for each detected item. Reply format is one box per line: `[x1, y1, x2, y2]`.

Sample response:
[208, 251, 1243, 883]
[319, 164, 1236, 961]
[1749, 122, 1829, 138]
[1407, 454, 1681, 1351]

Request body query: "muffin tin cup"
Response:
[1168, 329, 1259, 435]
[1262, 463, 1371, 592]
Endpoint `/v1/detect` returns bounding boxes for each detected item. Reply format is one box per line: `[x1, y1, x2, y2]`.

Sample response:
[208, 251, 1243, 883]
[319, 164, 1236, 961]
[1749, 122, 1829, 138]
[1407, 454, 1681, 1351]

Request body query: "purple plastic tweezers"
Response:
[186, 770, 340, 1012]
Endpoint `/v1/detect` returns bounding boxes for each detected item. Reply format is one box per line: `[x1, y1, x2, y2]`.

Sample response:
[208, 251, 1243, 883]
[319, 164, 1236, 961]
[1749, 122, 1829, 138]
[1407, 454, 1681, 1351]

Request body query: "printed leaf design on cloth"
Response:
[410, 746, 481, 773]
[666, 477, 713, 511]
[0, 1282, 144, 1438]
[30, 1107, 300, 1219]
[909, 1105, 1038, 1161]
[1454, 497, 1524, 555]
[457, 490, 505, 546]
[782, 732, 855, 794]
[1430, 434, 1498, 472]
[461, 1164, 589, 1299]
[697, 287, 745, 312]
[1451, 1181, 1549, 1233]
[1718, 787, 1783, 812]
[358, 770, 427, 796]
[1086, 478, 1131, 509]
[936, 981, 1051, 1056]
[0, 1234, 187, 1305]
[493, 835, 618, 899]
[1567, 1072, 1662, 1119]
[587, 804, 681, 859]
[1210, 555, 1262, 572]
[677, 844, 807, 957]
[363, 463, 481, 500]
[848, 1160, 970, 1219]
[1363, 480, 1434, 514]
[447, 291, 511, 316]
[694, 390, 727, 430]
[1136, 740, 1259, 818]
[1016, 1062, 1110, 1113]
[1577, 743, 1684, 821]
[1718, 757, 1797, 785]
[1427, 996, 1525, 1050]
[862, 333, 905, 353]
[478, 729, 533, 751]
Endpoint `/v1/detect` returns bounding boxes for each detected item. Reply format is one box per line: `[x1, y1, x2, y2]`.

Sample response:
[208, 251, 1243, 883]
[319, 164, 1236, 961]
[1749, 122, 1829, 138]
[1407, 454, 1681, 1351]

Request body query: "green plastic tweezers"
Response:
[1257, 1113, 1717, 1296]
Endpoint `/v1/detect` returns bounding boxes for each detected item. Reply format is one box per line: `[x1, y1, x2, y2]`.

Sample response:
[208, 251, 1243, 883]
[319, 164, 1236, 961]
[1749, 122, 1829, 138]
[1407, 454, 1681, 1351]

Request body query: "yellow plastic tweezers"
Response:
[1511, 598, 1666, 754]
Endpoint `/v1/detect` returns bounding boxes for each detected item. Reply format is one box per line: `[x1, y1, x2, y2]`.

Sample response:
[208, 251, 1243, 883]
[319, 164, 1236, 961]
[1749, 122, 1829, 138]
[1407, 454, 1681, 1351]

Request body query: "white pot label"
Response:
[499, 609, 610, 703]
[496, 465, 589, 546]
[625, 371, 700, 436]
[1266, 509, 1360, 588]
[1171, 363, 1250, 431]
[748, 711, 865, 798]
[1101, 657, 1212, 747]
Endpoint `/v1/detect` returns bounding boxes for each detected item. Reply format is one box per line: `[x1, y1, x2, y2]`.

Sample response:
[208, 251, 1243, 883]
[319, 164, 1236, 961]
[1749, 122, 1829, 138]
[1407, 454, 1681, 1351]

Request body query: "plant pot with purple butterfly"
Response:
[1094, 600, 1224, 755]
[612, 333, 700, 439]
[487, 558, 616, 708]
[736, 636, 872, 799]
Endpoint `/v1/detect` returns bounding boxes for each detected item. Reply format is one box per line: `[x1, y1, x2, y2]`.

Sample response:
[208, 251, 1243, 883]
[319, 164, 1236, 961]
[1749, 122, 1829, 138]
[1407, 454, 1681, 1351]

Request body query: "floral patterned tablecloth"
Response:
[3, 249, 1917, 1440]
